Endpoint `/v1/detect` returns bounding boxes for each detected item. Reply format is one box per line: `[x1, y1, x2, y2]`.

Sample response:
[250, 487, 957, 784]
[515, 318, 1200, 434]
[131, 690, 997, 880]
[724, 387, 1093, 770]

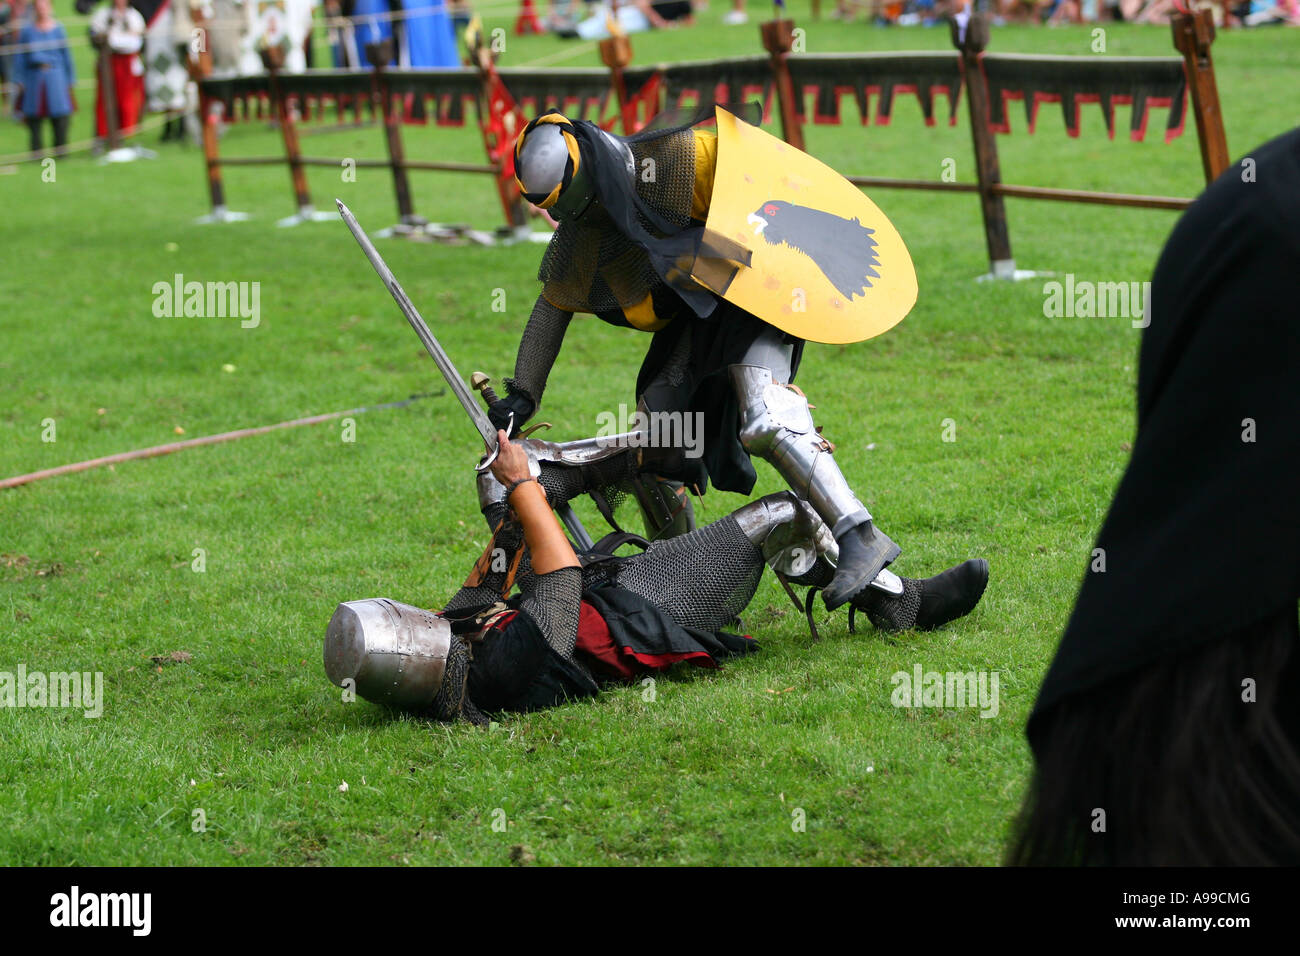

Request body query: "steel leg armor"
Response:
[730, 365, 902, 609]
[732, 490, 905, 595]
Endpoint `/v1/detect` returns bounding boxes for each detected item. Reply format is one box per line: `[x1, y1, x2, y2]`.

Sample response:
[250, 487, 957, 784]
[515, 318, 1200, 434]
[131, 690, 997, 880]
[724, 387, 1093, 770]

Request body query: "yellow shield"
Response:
[699, 107, 918, 345]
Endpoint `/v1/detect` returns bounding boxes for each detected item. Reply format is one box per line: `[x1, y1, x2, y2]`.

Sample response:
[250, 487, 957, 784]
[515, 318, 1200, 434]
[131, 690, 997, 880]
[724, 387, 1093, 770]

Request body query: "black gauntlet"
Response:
[488, 387, 536, 436]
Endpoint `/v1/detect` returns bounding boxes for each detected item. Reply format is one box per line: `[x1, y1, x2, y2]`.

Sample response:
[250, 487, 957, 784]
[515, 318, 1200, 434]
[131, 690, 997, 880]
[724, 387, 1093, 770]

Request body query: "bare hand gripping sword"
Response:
[337, 199, 509, 473]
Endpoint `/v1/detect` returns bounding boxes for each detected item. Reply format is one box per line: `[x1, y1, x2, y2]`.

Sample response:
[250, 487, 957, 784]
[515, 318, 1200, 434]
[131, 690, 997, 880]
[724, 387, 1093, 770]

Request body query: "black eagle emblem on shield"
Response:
[746, 200, 881, 300]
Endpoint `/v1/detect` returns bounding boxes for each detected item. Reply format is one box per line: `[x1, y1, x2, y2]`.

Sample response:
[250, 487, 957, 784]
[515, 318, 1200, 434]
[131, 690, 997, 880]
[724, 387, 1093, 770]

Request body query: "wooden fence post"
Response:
[189, 15, 247, 222]
[1171, 9, 1230, 185]
[953, 13, 1016, 279]
[599, 32, 634, 133]
[366, 40, 421, 229]
[262, 44, 325, 224]
[761, 18, 805, 151]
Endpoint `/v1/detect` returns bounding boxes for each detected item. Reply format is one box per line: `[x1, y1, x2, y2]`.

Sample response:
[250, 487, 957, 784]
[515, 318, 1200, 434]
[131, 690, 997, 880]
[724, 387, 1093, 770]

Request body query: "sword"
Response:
[336, 199, 509, 472]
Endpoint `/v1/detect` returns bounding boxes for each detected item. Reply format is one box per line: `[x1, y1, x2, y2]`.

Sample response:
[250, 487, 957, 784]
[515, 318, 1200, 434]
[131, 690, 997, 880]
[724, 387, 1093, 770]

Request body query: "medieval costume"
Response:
[90, 0, 146, 138]
[347, 0, 388, 56]
[204, 0, 246, 77]
[0, 0, 36, 112]
[237, 0, 312, 73]
[339, 0, 454, 67]
[12, 8, 76, 154]
[396, 0, 456, 68]
[325, 434, 988, 722]
[1009, 126, 1300, 865]
[325, 0, 360, 67]
[135, 0, 193, 140]
[502, 108, 988, 619]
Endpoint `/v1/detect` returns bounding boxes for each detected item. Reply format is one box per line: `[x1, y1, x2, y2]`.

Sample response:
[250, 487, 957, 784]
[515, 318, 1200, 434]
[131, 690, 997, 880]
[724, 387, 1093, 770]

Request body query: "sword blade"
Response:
[336, 200, 498, 449]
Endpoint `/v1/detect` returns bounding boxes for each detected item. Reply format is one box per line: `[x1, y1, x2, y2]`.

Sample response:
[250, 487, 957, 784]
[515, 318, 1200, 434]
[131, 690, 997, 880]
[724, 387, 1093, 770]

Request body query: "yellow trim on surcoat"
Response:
[691, 128, 717, 221]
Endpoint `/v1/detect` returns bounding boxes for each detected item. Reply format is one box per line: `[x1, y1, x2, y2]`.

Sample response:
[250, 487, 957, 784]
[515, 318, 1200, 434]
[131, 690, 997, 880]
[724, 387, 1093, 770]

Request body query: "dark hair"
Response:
[1008, 604, 1300, 866]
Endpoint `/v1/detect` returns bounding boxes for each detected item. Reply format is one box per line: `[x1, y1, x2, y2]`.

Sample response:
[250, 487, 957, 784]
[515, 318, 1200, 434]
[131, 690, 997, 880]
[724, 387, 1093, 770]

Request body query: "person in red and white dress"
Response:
[89, 0, 146, 139]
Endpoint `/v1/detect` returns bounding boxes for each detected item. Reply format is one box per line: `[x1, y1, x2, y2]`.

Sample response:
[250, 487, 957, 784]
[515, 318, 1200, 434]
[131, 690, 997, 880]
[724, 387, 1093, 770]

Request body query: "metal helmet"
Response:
[323, 598, 452, 709]
[514, 113, 634, 222]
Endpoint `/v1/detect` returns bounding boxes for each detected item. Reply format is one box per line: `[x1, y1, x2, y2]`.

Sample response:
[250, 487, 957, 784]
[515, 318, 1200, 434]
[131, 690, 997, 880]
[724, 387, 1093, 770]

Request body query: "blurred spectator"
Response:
[323, 0, 456, 67]
[399, 0, 459, 66]
[827, 0, 858, 20]
[564, 0, 696, 38]
[89, 0, 146, 139]
[1, 0, 36, 110]
[205, 0, 245, 77]
[448, 0, 470, 31]
[1044, 0, 1083, 22]
[996, 0, 1049, 22]
[303, 0, 317, 66]
[1241, 0, 1300, 23]
[1105, 0, 1149, 19]
[348, 0, 394, 60]
[1131, 0, 1177, 22]
[639, 0, 695, 28]
[544, 0, 581, 34]
[159, 0, 199, 141]
[145, 0, 191, 138]
[324, 0, 362, 68]
[12, 0, 74, 153]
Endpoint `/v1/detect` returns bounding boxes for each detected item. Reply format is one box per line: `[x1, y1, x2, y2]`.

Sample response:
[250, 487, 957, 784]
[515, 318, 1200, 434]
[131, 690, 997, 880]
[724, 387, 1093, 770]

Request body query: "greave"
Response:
[731, 363, 901, 608]
[731, 364, 872, 538]
[633, 476, 697, 539]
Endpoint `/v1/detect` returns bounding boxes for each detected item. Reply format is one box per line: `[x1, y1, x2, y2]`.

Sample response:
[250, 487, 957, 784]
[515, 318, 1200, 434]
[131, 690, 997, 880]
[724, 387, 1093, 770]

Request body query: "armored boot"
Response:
[731, 364, 900, 611]
[853, 558, 989, 631]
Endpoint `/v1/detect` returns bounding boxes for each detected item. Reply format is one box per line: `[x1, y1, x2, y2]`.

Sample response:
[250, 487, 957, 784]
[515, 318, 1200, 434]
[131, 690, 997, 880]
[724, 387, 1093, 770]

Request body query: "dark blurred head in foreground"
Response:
[1010, 126, 1300, 866]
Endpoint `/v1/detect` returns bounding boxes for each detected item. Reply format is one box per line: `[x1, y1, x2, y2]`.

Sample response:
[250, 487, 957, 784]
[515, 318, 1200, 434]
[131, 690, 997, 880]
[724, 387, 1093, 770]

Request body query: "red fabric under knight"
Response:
[574, 600, 718, 681]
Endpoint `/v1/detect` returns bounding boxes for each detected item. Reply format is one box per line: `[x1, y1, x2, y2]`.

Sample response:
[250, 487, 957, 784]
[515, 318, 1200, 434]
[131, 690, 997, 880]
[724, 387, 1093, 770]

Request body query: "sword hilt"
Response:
[474, 411, 513, 473]
[470, 371, 501, 409]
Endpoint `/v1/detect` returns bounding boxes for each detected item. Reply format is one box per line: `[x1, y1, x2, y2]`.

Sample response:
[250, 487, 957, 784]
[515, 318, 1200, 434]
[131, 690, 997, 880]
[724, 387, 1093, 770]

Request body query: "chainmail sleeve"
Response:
[536, 455, 639, 509]
[613, 515, 766, 632]
[443, 502, 521, 613]
[442, 583, 500, 616]
[505, 295, 574, 407]
[517, 566, 584, 660]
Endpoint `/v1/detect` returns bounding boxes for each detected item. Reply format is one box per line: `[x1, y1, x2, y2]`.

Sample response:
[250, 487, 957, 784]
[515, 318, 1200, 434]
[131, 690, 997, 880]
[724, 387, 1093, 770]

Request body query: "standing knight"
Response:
[497, 107, 988, 616]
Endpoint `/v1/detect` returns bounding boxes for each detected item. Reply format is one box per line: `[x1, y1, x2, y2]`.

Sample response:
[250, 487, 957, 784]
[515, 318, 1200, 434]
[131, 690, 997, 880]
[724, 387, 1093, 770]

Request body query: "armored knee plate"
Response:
[731, 364, 872, 538]
[732, 491, 903, 595]
[733, 491, 830, 579]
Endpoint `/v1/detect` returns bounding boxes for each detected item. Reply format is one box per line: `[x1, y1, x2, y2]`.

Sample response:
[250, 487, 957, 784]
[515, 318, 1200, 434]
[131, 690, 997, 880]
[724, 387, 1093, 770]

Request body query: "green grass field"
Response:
[1, 8, 1297, 865]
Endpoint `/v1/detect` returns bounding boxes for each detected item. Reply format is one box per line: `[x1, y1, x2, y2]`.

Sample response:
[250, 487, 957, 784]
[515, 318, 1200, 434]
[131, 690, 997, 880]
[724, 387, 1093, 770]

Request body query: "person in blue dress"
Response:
[346, 0, 456, 68]
[12, 0, 75, 154]
[398, 0, 456, 67]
